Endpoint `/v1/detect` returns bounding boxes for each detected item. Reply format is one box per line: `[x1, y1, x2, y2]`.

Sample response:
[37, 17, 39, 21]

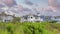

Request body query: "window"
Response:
[31, 17, 33, 18]
[24, 17, 27, 19]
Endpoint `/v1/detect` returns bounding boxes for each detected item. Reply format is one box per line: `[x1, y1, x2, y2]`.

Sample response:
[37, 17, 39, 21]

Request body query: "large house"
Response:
[20, 13, 60, 22]
[0, 12, 14, 22]
[20, 13, 43, 22]
[51, 16, 60, 22]
[0, 12, 60, 22]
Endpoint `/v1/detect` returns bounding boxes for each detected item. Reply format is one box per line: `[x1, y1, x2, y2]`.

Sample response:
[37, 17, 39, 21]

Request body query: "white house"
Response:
[0, 12, 14, 22]
[20, 13, 43, 22]
[51, 16, 60, 22]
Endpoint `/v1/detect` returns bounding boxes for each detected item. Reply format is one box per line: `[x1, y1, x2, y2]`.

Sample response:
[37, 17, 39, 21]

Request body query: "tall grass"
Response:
[1, 22, 60, 34]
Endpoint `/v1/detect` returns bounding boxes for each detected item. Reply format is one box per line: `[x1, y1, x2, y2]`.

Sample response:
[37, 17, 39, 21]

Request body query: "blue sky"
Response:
[14, 0, 60, 16]
[1, 0, 60, 16]
[15, 0, 48, 8]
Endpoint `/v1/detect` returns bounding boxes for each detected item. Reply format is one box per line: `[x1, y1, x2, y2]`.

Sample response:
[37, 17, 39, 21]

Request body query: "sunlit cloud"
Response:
[2, 0, 17, 7]
[48, 0, 60, 10]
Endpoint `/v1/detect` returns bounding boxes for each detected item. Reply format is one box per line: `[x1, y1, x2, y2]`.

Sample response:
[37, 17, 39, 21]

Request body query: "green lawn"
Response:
[1, 22, 60, 34]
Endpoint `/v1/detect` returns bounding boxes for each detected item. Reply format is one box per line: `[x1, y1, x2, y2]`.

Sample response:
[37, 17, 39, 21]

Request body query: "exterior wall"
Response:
[0, 15, 13, 22]
[51, 16, 60, 21]
[20, 15, 35, 22]
[34, 16, 43, 22]
[20, 18, 28, 22]
[28, 16, 35, 22]
[5, 16, 13, 22]
[20, 15, 44, 22]
[40, 16, 52, 21]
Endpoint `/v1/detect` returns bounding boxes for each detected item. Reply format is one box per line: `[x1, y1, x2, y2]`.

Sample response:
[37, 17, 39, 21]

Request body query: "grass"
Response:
[1, 22, 60, 34]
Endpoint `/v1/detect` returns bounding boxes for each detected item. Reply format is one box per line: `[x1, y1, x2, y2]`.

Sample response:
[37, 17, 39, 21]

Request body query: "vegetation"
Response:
[12, 17, 21, 23]
[1, 22, 60, 34]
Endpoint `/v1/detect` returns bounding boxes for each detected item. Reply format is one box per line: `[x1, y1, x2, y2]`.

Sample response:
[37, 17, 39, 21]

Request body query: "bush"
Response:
[47, 20, 57, 23]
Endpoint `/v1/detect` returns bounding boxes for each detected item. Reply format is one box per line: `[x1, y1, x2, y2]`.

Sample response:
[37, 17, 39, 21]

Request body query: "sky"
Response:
[0, 0, 60, 16]
[1, 0, 60, 11]
[15, 0, 48, 8]
[15, 0, 60, 16]
[15, 0, 60, 7]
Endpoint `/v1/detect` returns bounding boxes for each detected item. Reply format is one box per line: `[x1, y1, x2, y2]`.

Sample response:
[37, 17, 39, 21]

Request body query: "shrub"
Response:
[47, 20, 57, 23]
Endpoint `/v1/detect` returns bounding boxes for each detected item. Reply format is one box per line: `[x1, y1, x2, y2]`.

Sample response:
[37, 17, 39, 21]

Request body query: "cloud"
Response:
[2, 0, 17, 7]
[17, 5, 24, 11]
[48, 0, 60, 9]
[24, 0, 33, 6]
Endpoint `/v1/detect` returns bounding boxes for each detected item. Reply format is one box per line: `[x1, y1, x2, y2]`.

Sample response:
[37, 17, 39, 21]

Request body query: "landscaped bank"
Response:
[1, 22, 60, 34]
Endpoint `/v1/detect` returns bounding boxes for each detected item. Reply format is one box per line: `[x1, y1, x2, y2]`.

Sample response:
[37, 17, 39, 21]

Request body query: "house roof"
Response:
[21, 13, 41, 18]
[0, 12, 13, 16]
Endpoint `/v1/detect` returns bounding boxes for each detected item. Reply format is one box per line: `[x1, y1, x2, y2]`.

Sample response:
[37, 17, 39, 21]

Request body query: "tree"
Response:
[12, 17, 21, 23]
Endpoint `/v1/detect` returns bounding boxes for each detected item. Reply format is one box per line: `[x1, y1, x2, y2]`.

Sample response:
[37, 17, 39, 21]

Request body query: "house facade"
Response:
[51, 16, 60, 22]
[20, 13, 43, 22]
[40, 16, 52, 21]
[0, 12, 14, 22]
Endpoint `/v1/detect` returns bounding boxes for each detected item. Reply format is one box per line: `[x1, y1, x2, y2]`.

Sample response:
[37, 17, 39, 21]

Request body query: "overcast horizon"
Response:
[0, 0, 60, 16]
